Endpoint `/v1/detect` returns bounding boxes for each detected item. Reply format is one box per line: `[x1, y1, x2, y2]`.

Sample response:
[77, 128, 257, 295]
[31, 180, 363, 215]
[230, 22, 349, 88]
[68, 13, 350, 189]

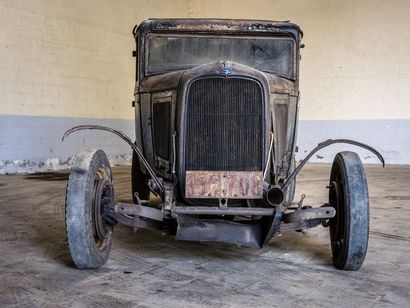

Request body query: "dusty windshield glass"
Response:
[146, 34, 295, 78]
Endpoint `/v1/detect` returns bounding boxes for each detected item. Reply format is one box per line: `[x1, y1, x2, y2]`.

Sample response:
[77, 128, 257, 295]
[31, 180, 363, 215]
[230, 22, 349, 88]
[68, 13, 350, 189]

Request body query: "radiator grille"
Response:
[185, 77, 263, 171]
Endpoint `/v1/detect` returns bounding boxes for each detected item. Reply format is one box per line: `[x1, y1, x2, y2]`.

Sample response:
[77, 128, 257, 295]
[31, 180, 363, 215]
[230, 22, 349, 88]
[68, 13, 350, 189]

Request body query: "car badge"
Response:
[220, 66, 232, 76]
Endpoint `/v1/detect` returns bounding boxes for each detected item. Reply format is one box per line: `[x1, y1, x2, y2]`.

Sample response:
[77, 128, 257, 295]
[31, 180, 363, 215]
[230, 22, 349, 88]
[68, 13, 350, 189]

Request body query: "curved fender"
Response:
[281, 139, 385, 192]
[62, 125, 164, 194]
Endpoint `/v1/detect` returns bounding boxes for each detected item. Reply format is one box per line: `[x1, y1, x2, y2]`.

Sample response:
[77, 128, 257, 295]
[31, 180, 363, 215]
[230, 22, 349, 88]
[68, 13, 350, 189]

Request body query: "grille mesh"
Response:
[185, 77, 263, 171]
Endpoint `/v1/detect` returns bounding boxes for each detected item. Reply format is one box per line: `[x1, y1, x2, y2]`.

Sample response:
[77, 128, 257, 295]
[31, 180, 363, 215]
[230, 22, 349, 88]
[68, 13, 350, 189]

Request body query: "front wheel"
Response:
[328, 151, 369, 270]
[65, 149, 115, 269]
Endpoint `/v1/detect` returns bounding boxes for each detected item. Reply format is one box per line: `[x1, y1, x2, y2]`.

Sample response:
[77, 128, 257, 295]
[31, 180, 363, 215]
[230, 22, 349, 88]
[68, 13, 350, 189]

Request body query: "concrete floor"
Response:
[0, 164, 409, 307]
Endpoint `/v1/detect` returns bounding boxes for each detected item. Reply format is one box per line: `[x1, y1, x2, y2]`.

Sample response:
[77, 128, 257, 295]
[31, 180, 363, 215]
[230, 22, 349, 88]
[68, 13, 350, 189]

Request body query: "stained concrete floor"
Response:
[0, 164, 409, 307]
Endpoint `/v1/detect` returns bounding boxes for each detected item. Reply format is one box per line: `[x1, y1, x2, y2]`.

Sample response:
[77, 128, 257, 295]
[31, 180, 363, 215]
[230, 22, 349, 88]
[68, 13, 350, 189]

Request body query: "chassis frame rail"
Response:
[172, 206, 275, 216]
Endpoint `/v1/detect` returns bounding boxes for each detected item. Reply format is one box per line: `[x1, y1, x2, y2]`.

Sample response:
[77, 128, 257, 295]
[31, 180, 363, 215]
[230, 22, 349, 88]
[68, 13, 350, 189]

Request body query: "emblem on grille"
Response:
[220, 66, 232, 76]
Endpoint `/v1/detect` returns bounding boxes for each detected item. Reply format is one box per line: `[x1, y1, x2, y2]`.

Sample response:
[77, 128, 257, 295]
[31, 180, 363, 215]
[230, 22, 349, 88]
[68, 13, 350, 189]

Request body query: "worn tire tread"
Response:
[65, 149, 113, 269]
[330, 151, 369, 271]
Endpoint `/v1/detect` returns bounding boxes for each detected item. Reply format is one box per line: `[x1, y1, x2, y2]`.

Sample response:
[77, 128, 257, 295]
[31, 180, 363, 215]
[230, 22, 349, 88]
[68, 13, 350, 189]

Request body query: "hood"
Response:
[139, 62, 296, 95]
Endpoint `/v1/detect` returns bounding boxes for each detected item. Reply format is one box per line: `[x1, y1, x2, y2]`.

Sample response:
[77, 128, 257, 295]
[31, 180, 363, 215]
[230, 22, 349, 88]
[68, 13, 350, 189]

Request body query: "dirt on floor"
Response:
[0, 164, 409, 307]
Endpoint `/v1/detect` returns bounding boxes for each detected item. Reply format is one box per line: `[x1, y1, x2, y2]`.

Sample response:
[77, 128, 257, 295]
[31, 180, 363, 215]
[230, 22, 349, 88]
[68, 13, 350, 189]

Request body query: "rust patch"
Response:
[185, 171, 263, 199]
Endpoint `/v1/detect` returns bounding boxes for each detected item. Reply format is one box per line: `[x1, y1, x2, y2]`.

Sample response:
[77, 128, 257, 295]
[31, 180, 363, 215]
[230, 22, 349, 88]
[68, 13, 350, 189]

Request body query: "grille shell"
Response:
[185, 77, 264, 171]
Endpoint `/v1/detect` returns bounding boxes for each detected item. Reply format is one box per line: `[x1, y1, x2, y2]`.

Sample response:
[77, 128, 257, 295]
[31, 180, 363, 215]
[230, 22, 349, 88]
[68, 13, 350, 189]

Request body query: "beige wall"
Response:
[1, 0, 410, 171]
[1, 0, 410, 121]
[198, 0, 410, 120]
[0, 0, 192, 120]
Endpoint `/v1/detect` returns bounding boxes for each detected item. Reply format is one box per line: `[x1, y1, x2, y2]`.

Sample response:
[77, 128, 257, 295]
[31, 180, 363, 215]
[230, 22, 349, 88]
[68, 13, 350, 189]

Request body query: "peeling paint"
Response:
[0, 115, 135, 174]
[0, 154, 131, 175]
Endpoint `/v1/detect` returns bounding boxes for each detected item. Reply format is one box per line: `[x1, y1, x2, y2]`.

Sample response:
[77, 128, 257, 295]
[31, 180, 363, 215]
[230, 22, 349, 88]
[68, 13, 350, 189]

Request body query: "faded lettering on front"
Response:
[185, 171, 263, 199]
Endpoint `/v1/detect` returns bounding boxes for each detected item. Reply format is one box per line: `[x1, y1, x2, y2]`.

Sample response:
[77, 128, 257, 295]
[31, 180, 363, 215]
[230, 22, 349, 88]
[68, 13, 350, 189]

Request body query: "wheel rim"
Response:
[92, 167, 113, 251]
[329, 178, 346, 261]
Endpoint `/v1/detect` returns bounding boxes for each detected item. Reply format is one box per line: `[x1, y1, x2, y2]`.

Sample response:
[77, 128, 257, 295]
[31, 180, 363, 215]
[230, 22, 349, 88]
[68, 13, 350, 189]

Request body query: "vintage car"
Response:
[63, 19, 384, 270]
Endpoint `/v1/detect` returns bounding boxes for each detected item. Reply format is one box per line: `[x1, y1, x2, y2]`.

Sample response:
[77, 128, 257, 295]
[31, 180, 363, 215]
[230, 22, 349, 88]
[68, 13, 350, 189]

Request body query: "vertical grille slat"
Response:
[185, 77, 263, 171]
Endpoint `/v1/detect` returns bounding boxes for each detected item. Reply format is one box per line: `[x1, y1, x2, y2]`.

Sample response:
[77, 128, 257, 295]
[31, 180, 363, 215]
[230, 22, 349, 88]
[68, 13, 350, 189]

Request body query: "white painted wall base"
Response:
[296, 119, 410, 165]
[0, 115, 134, 174]
[0, 115, 408, 174]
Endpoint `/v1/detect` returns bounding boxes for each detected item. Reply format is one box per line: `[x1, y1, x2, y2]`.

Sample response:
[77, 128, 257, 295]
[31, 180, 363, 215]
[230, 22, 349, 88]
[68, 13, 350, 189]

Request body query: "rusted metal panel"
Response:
[185, 171, 263, 199]
[133, 19, 303, 40]
[175, 215, 262, 248]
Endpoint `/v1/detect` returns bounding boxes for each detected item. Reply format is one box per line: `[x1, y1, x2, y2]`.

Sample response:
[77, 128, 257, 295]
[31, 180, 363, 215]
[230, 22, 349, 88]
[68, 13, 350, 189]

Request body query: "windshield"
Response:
[146, 34, 295, 78]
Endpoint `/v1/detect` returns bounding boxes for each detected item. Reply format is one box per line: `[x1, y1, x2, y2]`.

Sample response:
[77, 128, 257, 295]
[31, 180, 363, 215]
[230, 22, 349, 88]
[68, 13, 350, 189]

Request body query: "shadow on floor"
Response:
[25, 172, 69, 181]
[29, 201, 334, 270]
[17, 169, 333, 270]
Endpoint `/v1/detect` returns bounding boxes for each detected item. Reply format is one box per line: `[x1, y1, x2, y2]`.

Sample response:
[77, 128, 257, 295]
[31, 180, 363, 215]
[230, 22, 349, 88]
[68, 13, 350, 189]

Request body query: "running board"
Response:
[175, 215, 262, 248]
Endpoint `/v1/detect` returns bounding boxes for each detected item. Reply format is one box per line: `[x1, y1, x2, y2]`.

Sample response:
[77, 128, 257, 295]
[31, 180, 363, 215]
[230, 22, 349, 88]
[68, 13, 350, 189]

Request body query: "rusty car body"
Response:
[63, 19, 384, 270]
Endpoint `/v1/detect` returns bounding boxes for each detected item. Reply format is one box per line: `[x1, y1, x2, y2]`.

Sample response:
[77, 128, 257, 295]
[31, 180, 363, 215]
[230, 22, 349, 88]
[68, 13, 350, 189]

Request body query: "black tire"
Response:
[66, 149, 114, 269]
[131, 149, 150, 202]
[328, 151, 369, 270]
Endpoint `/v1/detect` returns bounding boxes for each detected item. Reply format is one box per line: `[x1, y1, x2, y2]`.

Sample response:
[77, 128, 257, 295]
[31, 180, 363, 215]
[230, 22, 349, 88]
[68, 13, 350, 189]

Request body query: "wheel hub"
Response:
[329, 180, 345, 254]
[92, 167, 113, 249]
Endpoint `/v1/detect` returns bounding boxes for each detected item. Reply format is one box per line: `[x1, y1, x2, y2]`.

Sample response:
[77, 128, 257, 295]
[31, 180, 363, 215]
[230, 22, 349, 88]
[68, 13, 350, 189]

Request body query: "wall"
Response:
[1, 0, 409, 173]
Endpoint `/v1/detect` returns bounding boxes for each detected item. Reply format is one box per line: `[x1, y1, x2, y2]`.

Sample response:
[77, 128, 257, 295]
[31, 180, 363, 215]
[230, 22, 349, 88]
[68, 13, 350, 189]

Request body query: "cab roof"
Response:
[133, 18, 303, 41]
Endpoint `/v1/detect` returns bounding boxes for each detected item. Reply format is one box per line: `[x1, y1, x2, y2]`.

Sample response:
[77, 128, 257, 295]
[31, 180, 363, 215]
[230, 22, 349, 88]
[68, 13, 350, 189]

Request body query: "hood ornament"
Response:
[220, 63, 232, 76]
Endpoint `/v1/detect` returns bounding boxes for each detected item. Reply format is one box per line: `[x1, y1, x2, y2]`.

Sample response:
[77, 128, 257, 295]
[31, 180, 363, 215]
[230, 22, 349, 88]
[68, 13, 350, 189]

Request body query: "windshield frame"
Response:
[144, 32, 297, 80]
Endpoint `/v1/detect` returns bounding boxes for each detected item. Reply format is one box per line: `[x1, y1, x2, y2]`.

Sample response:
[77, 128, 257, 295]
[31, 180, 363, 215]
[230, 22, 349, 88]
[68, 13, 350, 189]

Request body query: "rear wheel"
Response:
[328, 151, 369, 270]
[66, 149, 114, 269]
[131, 149, 150, 203]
